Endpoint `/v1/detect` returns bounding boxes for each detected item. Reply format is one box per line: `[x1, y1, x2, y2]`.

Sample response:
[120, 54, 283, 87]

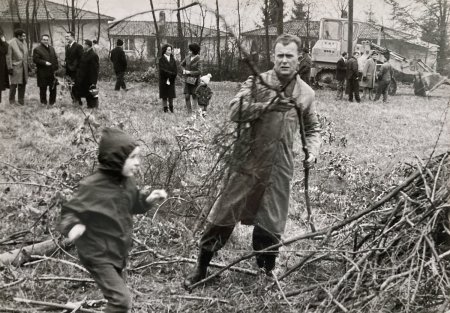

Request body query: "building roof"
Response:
[242, 20, 320, 38]
[242, 18, 438, 49]
[0, 0, 114, 22]
[109, 20, 229, 38]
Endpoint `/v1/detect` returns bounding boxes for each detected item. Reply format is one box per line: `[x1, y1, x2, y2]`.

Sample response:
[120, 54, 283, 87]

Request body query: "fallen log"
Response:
[13, 297, 100, 313]
[0, 238, 70, 266]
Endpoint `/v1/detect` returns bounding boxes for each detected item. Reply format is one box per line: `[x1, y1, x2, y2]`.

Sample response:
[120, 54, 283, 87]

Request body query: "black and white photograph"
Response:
[0, 0, 449, 312]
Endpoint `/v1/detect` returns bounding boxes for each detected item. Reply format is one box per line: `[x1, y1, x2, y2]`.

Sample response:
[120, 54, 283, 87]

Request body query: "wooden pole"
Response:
[348, 0, 353, 55]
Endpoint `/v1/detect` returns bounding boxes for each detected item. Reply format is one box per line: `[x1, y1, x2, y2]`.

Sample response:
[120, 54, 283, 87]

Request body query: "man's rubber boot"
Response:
[183, 249, 213, 289]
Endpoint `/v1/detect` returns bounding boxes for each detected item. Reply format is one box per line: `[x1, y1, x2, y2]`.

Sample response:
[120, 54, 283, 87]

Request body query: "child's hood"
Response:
[98, 128, 137, 173]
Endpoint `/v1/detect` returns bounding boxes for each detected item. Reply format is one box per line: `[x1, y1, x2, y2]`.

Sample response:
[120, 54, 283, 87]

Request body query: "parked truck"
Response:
[310, 18, 449, 96]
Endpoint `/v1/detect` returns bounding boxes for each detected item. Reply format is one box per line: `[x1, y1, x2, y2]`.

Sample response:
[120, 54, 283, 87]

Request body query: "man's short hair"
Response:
[84, 39, 93, 47]
[302, 47, 309, 54]
[14, 29, 25, 38]
[188, 42, 200, 55]
[273, 34, 302, 54]
[342, 52, 348, 57]
[116, 39, 123, 46]
[66, 31, 75, 37]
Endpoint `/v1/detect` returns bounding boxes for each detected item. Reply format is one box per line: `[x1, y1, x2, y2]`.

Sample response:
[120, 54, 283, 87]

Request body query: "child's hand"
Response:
[68, 224, 86, 242]
[146, 189, 168, 204]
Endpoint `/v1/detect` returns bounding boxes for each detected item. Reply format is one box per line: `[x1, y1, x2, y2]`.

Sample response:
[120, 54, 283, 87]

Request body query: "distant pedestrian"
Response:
[0, 33, 9, 103]
[346, 51, 360, 103]
[181, 43, 202, 114]
[335, 52, 347, 100]
[60, 128, 167, 313]
[195, 73, 213, 118]
[73, 40, 99, 108]
[110, 39, 128, 91]
[374, 53, 394, 103]
[64, 31, 83, 104]
[298, 47, 312, 85]
[33, 34, 59, 105]
[6, 29, 29, 105]
[158, 43, 177, 113]
[361, 52, 376, 101]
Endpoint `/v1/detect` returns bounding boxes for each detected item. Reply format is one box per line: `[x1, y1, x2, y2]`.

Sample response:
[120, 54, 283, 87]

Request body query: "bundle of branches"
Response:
[284, 152, 450, 313]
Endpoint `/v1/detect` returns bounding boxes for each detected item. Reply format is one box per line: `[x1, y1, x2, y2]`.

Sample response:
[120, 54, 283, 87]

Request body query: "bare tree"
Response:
[96, 0, 101, 43]
[263, 0, 271, 69]
[43, 0, 54, 45]
[71, 0, 75, 32]
[148, 0, 161, 58]
[176, 0, 186, 60]
[237, 0, 242, 60]
[275, 0, 283, 34]
[333, 0, 348, 18]
[385, 0, 449, 73]
[215, 0, 222, 80]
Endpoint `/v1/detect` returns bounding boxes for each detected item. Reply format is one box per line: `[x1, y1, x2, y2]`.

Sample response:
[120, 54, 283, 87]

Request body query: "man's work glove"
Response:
[68, 224, 86, 242]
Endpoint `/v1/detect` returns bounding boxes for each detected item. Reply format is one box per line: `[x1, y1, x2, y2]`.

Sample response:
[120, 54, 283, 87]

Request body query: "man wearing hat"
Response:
[110, 39, 128, 91]
[73, 40, 99, 108]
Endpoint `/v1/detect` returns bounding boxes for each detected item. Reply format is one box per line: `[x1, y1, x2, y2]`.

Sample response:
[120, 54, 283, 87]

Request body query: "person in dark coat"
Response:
[298, 47, 312, 85]
[184, 34, 321, 289]
[335, 52, 347, 100]
[181, 43, 202, 114]
[110, 39, 127, 91]
[33, 34, 59, 105]
[158, 43, 177, 113]
[74, 40, 99, 108]
[346, 51, 360, 103]
[0, 34, 9, 103]
[64, 31, 83, 80]
[64, 31, 83, 104]
[60, 128, 167, 313]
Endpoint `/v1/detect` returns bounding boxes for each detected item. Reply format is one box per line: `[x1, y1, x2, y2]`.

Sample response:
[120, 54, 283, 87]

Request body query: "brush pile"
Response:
[282, 152, 450, 312]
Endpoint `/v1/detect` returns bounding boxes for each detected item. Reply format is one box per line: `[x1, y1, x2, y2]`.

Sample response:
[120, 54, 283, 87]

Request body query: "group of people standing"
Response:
[335, 50, 394, 103]
[0, 29, 99, 107]
[156, 41, 213, 117]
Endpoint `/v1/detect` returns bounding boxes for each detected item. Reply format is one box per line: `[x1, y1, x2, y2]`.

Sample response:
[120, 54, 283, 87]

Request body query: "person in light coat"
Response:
[184, 34, 321, 288]
[361, 52, 377, 100]
[6, 29, 29, 105]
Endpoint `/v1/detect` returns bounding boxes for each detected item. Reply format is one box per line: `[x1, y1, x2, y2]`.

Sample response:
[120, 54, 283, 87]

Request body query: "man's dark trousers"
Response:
[348, 79, 360, 102]
[9, 84, 26, 104]
[39, 85, 57, 104]
[115, 72, 126, 90]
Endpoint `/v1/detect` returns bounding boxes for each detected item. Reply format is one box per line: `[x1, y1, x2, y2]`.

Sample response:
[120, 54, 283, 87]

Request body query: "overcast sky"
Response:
[56, 0, 401, 31]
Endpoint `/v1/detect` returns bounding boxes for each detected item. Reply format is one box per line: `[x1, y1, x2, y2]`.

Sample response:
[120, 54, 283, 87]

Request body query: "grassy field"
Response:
[0, 77, 449, 312]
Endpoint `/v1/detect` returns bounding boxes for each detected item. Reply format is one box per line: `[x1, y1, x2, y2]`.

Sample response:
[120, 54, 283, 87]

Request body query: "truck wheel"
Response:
[388, 79, 397, 96]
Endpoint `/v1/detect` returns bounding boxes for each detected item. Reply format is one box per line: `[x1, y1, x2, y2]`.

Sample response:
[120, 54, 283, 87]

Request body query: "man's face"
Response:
[41, 36, 49, 46]
[274, 42, 299, 80]
[65, 33, 74, 44]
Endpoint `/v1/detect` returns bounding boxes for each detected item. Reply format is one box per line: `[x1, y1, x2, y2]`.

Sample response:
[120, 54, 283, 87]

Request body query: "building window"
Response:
[116, 37, 135, 51]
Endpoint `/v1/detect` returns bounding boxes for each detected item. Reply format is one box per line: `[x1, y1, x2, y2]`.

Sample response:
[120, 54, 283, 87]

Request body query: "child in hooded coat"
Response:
[59, 128, 167, 313]
[194, 73, 213, 118]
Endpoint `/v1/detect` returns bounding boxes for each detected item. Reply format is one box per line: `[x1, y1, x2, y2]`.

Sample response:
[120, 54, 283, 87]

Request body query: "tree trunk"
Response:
[276, 0, 283, 35]
[264, 0, 271, 70]
[237, 0, 242, 60]
[43, 0, 53, 45]
[148, 0, 160, 59]
[71, 0, 75, 33]
[176, 0, 185, 60]
[96, 0, 101, 43]
[0, 239, 69, 267]
[348, 0, 353, 55]
[215, 0, 222, 80]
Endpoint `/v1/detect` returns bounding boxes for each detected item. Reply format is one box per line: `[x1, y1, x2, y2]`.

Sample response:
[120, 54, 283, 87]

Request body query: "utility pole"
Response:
[347, 0, 353, 55]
